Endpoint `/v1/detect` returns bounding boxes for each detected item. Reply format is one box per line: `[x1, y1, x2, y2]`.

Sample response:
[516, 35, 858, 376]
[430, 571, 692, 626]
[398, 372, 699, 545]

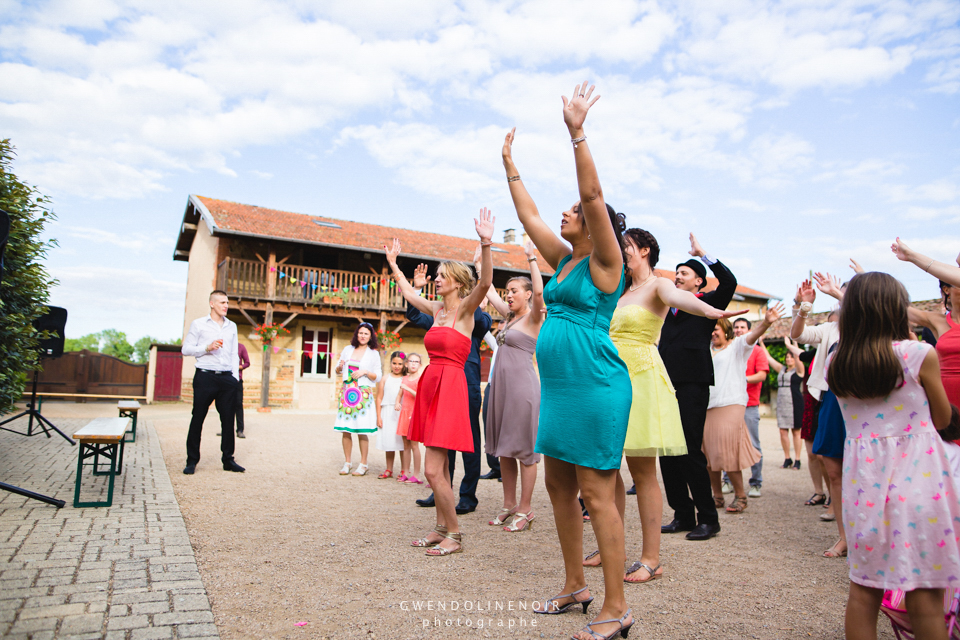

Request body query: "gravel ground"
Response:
[130, 404, 897, 640]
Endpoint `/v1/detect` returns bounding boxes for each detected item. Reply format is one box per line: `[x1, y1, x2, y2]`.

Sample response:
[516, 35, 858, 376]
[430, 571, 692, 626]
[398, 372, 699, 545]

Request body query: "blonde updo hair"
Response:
[438, 261, 476, 299]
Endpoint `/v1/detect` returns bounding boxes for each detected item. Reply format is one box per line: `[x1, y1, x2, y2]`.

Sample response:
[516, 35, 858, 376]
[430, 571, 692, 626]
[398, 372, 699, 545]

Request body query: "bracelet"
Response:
[799, 301, 813, 314]
[798, 311, 809, 319]
[527, 257, 537, 262]
[924, 259, 935, 272]
[480, 241, 493, 247]
[507, 175, 521, 182]
[571, 135, 587, 148]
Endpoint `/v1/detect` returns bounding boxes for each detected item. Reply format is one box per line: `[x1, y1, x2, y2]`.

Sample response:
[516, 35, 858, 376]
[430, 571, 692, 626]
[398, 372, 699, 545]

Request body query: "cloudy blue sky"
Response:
[2, 0, 959, 341]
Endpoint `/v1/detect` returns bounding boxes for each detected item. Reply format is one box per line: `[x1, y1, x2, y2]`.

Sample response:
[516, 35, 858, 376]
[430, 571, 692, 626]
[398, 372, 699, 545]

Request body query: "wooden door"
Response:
[154, 351, 183, 401]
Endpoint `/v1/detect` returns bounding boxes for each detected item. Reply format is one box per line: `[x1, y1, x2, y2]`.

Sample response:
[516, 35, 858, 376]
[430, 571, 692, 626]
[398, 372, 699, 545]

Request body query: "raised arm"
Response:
[655, 278, 747, 320]
[692, 235, 738, 309]
[502, 129, 569, 270]
[790, 281, 816, 341]
[563, 82, 622, 293]
[785, 337, 805, 377]
[745, 303, 785, 346]
[525, 241, 546, 324]
[473, 245, 510, 317]
[893, 237, 960, 288]
[759, 338, 784, 373]
[385, 239, 437, 316]
[457, 208, 496, 319]
[909, 306, 949, 339]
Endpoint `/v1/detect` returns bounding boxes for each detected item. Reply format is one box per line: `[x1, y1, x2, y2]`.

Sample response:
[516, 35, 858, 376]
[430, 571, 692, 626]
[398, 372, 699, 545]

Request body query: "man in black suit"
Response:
[405, 270, 492, 515]
[658, 234, 737, 541]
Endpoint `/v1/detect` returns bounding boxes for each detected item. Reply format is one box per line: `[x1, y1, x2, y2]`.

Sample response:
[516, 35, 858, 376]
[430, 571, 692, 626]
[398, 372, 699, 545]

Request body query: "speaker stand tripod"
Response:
[0, 367, 74, 444]
[0, 364, 72, 507]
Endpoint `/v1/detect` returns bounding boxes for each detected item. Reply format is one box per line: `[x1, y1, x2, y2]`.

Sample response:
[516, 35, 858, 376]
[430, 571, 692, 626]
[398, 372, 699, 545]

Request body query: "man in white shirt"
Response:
[181, 290, 245, 474]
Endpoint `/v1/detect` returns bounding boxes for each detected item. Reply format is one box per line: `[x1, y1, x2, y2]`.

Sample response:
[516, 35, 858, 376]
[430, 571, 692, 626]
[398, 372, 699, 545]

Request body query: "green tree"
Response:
[65, 332, 101, 353]
[132, 335, 156, 363]
[0, 140, 57, 414]
[99, 329, 134, 362]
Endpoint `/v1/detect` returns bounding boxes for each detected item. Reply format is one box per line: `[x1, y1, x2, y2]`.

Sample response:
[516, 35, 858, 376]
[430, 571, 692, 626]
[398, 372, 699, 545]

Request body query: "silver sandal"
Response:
[534, 586, 593, 615]
[624, 561, 662, 583]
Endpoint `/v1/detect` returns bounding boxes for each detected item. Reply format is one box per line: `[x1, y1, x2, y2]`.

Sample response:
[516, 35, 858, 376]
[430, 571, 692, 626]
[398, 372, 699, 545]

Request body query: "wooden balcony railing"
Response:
[216, 257, 512, 318]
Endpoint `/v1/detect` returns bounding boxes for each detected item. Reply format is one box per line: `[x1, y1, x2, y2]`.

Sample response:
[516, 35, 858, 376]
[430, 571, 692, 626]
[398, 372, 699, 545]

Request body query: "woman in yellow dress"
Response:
[586, 229, 743, 583]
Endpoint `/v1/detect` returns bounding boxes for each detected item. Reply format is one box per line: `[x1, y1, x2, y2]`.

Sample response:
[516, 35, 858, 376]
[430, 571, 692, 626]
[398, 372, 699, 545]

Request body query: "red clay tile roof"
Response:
[653, 269, 778, 302]
[762, 298, 943, 340]
[193, 195, 552, 274]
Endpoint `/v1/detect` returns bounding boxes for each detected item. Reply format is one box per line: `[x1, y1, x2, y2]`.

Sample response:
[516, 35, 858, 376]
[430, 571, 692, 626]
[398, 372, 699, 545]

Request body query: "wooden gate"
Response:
[36, 350, 147, 398]
[153, 349, 183, 401]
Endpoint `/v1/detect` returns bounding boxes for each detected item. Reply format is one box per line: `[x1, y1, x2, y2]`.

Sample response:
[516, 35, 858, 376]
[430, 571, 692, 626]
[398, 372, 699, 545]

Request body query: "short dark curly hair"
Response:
[623, 228, 660, 290]
[573, 202, 627, 266]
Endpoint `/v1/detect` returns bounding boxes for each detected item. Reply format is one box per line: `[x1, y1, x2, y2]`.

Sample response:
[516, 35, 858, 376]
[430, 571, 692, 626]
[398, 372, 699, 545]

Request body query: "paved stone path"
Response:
[0, 415, 219, 640]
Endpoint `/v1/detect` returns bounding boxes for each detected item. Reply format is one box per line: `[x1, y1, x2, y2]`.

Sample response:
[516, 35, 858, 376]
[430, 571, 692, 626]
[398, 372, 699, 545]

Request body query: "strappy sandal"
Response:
[377, 470, 393, 479]
[726, 496, 748, 513]
[339, 462, 352, 475]
[824, 496, 832, 509]
[425, 532, 462, 556]
[489, 506, 517, 526]
[504, 511, 534, 532]
[804, 493, 826, 506]
[351, 463, 368, 476]
[624, 561, 662, 584]
[571, 607, 633, 640]
[411, 525, 447, 547]
[583, 550, 601, 567]
[533, 586, 593, 615]
[823, 541, 847, 558]
[713, 495, 725, 509]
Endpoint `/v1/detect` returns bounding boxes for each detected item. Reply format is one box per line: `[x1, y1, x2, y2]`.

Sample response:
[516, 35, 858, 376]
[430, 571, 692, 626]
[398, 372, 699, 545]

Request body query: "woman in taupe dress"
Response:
[481, 241, 545, 532]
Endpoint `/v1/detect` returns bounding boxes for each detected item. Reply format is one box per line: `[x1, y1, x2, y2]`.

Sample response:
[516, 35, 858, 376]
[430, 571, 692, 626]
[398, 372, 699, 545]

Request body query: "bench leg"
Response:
[75, 443, 120, 508]
[119, 411, 138, 443]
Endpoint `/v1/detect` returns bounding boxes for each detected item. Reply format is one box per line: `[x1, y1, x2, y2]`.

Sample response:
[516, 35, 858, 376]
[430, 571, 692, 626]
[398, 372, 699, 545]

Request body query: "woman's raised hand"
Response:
[475, 207, 495, 242]
[561, 81, 600, 133]
[384, 238, 402, 266]
[502, 128, 516, 167]
[813, 271, 843, 299]
[765, 302, 786, 325]
[849, 258, 864, 274]
[523, 240, 536, 259]
[799, 279, 816, 304]
[413, 263, 431, 288]
[891, 237, 914, 262]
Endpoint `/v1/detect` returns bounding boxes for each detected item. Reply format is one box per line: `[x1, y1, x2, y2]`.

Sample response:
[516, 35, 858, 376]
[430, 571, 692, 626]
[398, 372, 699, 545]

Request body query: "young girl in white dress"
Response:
[375, 352, 406, 479]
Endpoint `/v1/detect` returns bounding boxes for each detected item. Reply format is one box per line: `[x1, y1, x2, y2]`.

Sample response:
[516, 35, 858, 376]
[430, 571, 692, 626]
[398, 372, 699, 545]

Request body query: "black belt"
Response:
[198, 369, 232, 376]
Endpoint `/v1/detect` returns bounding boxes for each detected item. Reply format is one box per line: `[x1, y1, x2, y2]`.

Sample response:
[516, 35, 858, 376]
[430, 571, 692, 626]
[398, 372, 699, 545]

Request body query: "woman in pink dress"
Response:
[828, 272, 959, 640]
[383, 208, 495, 556]
[395, 353, 423, 484]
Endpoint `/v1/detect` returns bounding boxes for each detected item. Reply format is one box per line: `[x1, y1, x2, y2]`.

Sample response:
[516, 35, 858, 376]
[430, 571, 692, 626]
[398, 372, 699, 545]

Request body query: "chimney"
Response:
[521, 232, 529, 246]
[503, 229, 516, 244]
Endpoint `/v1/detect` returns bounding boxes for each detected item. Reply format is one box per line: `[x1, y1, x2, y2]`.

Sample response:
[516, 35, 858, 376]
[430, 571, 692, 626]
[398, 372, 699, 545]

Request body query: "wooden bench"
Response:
[117, 401, 141, 442]
[72, 418, 129, 508]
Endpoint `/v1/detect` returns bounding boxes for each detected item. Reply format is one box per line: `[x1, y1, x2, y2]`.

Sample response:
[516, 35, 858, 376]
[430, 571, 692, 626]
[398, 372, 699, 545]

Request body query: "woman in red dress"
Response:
[907, 280, 960, 407]
[384, 208, 495, 556]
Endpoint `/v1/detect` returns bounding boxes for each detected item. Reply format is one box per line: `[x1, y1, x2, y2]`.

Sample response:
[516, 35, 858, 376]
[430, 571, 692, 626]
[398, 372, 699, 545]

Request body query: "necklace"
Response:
[628, 274, 657, 292]
[437, 301, 460, 324]
[497, 310, 529, 346]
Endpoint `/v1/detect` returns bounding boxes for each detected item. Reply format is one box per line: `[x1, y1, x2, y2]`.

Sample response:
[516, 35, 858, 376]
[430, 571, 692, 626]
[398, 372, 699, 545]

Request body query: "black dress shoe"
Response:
[223, 460, 245, 472]
[236, 431, 245, 439]
[416, 494, 436, 508]
[455, 501, 477, 515]
[183, 464, 196, 475]
[626, 484, 637, 495]
[685, 523, 721, 541]
[661, 518, 696, 534]
[480, 470, 501, 480]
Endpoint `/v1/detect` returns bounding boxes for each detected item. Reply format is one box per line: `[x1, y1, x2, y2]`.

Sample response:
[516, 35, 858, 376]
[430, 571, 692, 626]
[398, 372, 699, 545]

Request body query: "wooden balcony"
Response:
[216, 257, 510, 319]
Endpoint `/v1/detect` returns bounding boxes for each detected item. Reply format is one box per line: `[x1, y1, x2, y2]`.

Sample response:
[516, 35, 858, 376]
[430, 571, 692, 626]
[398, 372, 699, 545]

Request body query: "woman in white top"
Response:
[334, 322, 383, 477]
[703, 305, 783, 513]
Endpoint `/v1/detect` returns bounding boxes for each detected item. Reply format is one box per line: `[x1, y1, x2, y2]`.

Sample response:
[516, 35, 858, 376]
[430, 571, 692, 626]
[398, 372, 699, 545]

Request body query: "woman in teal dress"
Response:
[502, 82, 634, 640]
